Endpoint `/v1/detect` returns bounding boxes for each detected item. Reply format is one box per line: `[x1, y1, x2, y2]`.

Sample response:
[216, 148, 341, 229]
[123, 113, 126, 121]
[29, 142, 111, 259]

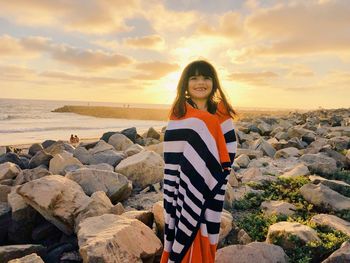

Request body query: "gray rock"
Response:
[300, 153, 338, 175]
[322, 240, 350, 263]
[0, 245, 46, 263]
[29, 151, 53, 169]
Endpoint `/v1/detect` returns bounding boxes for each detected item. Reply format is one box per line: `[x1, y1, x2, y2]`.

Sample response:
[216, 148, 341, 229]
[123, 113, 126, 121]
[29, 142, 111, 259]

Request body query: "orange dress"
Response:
[161, 100, 237, 262]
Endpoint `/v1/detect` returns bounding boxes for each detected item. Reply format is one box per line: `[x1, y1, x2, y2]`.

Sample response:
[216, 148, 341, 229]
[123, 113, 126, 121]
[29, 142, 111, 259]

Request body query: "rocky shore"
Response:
[0, 107, 349, 262]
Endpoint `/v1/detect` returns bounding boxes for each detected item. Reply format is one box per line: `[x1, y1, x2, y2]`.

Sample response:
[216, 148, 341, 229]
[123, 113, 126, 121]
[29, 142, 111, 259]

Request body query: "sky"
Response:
[0, 0, 349, 110]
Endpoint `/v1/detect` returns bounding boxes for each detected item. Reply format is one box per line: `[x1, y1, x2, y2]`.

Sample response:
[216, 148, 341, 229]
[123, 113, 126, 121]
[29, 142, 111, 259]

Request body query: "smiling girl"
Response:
[161, 60, 238, 263]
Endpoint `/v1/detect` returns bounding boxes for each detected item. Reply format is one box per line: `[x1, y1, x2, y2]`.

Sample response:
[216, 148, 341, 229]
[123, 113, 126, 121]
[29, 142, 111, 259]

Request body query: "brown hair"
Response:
[169, 60, 237, 119]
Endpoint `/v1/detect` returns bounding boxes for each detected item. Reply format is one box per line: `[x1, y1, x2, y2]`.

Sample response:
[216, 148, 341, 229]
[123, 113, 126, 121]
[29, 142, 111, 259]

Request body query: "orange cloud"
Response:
[134, 61, 179, 80]
[124, 35, 164, 49]
[228, 71, 278, 85]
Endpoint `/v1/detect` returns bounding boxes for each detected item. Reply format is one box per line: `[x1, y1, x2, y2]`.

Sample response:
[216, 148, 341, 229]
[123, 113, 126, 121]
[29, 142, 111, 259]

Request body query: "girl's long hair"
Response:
[169, 60, 237, 119]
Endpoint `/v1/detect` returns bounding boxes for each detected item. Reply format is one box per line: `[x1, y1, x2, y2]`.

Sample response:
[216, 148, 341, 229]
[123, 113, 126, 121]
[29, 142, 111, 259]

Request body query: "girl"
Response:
[161, 60, 238, 263]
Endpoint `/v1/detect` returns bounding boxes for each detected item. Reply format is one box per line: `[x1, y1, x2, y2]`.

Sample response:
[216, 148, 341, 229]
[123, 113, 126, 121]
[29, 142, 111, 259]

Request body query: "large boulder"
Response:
[300, 153, 338, 175]
[310, 214, 350, 236]
[77, 214, 163, 263]
[88, 140, 114, 155]
[108, 133, 134, 151]
[300, 183, 350, 211]
[279, 163, 310, 178]
[16, 175, 90, 235]
[115, 150, 164, 189]
[66, 168, 131, 203]
[14, 166, 51, 185]
[215, 242, 289, 263]
[274, 147, 300, 159]
[89, 150, 125, 167]
[0, 162, 21, 181]
[49, 151, 82, 175]
[322, 240, 350, 263]
[44, 141, 74, 155]
[8, 253, 44, 263]
[28, 150, 53, 169]
[266, 221, 320, 249]
[261, 200, 297, 216]
[0, 245, 46, 263]
[251, 138, 276, 158]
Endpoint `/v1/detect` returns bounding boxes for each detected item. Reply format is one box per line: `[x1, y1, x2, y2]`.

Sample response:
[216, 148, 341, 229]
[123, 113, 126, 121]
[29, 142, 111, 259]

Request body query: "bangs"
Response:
[187, 61, 215, 78]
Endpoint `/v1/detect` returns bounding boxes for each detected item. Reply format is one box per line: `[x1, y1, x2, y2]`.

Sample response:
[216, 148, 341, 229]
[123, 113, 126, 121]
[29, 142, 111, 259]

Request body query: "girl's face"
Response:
[187, 74, 213, 101]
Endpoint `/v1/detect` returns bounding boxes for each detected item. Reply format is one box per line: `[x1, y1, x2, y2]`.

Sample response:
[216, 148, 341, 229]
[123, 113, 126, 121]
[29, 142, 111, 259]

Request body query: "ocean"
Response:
[0, 98, 169, 146]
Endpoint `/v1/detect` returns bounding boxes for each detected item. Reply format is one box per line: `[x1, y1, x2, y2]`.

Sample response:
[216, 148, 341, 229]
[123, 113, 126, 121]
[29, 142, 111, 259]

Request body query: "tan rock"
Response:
[8, 253, 44, 263]
[17, 175, 90, 235]
[49, 151, 82, 175]
[152, 201, 164, 238]
[261, 200, 297, 216]
[310, 214, 350, 236]
[219, 210, 233, 242]
[124, 144, 144, 157]
[0, 162, 21, 181]
[322, 240, 350, 263]
[122, 210, 154, 228]
[215, 242, 289, 263]
[266, 221, 320, 249]
[77, 214, 163, 263]
[300, 183, 350, 211]
[108, 133, 134, 151]
[279, 163, 310, 178]
[115, 150, 164, 189]
[274, 147, 300, 159]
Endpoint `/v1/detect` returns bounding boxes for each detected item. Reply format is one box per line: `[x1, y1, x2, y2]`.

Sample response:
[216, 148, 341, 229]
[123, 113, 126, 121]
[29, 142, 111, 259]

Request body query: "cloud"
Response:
[239, 0, 350, 59]
[133, 61, 179, 80]
[123, 35, 164, 49]
[196, 12, 243, 39]
[40, 71, 133, 86]
[228, 71, 278, 85]
[0, 35, 133, 70]
[0, 65, 37, 81]
[0, 0, 140, 35]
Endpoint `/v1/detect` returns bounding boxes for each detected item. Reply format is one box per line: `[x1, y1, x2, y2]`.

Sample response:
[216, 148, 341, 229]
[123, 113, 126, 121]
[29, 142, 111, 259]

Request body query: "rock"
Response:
[108, 133, 134, 151]
[266, 221, 320, 249]
[0, 245, 46, 263]
[100, 131, 118, 143]
[49, 151, 83, 175]
[274, 147, 300, 159]
[66, 168, 131, 203]
[77, 214, 163, 263]
[241, 167, 277, 184]
[279, 163, 310, 178]
[115, 150, 164, 189]
[0, 202, 11, 244]
[234, 154, 250, 168]
[90, 150, 125, 167]
[152, 201, 164, 238]
[236, 149, 263, 159]
[86, 163, 114, 171]
[44, 141, 75, 155]
[124, 143, 144, 157]
[17, 175, 91, 235]
[215, 242, 289, 263]
[320, 147, 350, 169]
[219, 210, 233, 243]
[31, 221, 61, 242]
[123, 191, 162, 210]
[41, 140, 56, 149]
[237, 229, 252, 244]
[121, 127, 138, 143]
[305, 138, 329, 154]
[110, 202, 125, 215]
[8, 253, 44, 263]
[28, 151, 53, 169]
[251, 138, 276, 158]
[0, 162, 21, 181]
[228, 171, 239, 187]
[0, 146, 6, 156]
[122, 210, 154, 228]
[0, 185, 11, 202]
[73, 146, 90, 165]
[309, 175, 350, 197]
[88, 140, 114, 155]
[28, 144, 43, 157]
[261, 200, 297, 216]
[286, 137, 306, 149]
[74, 191, 113, 230]
[0, 152, 26, 169]
[310, 214, 350, 236]
[329, 136, 349, 152]
[257, 121, 272, 136]
[300, 153, 338, 175]
[14, 166, 51, 185]
[300, 183, 350, 211]
[322, 240, 350, 262]
[225, 185, 263, 204]
[287, 127, 311, 139]
[144, 143, 163, 158]
[143, 137, 160, 146]
[144, 127, 161, 140]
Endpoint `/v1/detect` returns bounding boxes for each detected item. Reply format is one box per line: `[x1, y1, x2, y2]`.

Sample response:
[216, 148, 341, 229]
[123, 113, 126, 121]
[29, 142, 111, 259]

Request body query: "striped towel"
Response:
[161, 100, 238, 263]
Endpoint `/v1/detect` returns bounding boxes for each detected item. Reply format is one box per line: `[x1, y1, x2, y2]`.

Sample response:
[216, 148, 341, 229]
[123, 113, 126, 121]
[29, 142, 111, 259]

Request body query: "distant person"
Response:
[69, 134, 75, 144]
[74, 135, 79, 143]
